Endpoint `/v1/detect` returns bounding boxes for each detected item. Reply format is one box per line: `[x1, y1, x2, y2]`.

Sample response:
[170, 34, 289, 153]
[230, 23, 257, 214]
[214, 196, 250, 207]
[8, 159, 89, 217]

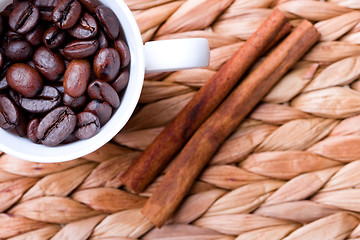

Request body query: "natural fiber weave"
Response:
[2, 0, 360, 239]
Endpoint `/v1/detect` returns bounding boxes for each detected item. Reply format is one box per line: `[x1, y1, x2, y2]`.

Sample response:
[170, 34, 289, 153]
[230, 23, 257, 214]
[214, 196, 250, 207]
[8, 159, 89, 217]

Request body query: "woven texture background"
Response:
[2, 0, 360, 239]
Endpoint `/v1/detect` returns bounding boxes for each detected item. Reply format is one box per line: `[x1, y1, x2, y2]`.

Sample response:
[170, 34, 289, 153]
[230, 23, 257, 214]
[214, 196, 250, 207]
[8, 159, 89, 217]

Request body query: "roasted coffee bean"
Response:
[52, 0, 82, 30]
[68, 12, 98, 40]
[84, 100, 112, 126]
[93, 48, 120, 81]
[58, 48, 72, 61]
[9, 2, 39, 34]
[20, 86, 61, 113]
[52, 82, 65, 94]
[9, 89, 21, 106]
[6, 63, 43, 98]
[33, 0, 61, 21]
[4, 40, 33, 62]
[15, 110, 27, 137]
[98, 30, 108, 49]
[37, 106, 76, 146]
[62, 132, 78, 144]
[88, 80, 120, 108]
[112, 69, 129, 93]
[25, 25, 45, 47]
[64, 59, 91, 97]
[0, 94, 19, 130]
[63, 39, 99, 59]
[95, 5, 120, 40]
[63, 93, 87, 110]
[114, 39, 130, 68]
[75, 111, 100, 139]
[3, 31, 23, 48]
[43, 25, 66, 50]
[78, 0, 101, 13]
[33, 46, 65, 81]
[27, 118, 40, 143]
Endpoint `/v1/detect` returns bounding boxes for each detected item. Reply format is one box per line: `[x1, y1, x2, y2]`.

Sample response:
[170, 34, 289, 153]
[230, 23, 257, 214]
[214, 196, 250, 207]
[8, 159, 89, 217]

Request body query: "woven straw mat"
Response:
[4, 0, 360, 239]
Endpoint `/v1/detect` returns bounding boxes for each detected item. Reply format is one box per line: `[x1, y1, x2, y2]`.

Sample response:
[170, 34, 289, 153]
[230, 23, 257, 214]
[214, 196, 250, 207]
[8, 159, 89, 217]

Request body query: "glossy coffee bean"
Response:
[64, 59, 91, 97]
[52, 0, 82, 30]
[33, 46, 65, 81]
[19, 86, 61, 113]
[5, 40, 33, 62]
[63, 39, 99, 59]
[25, 25, 45, 47]
[95, 5, 120, 40]
[112, 69, 129, 93]
[78, 0, 101, 13]
[63, 93, 87, 111]
[68, 12, 98, 40]
[75, 111, 100, 139]
[33, 0, 61, 21]
[9, 2, 39, 34]
[88, 80, 120, 108]
[0, 94, 19, 130]
[6, 63, 43, 98]
[52, 82, 65, 94]
[114, 39, 130, 68]
[93, 48, 120, 81]
[15, 111, 27, 137]
[37, 106, 76, 146]
[27, 118, 40, 143]
[98, 30, 109, 49]
[43, 25, 66, 50]
[84, 100, 112, 126]
[3, 31, 23, 49]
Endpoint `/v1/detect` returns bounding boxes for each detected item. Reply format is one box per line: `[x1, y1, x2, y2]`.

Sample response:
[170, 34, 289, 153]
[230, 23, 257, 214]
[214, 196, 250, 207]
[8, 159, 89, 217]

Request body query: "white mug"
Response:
[0, 0, 210, 162]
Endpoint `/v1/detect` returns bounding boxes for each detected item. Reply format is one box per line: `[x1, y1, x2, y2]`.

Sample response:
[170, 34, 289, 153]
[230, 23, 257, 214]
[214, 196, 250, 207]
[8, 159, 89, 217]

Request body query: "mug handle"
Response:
[143, 38, 210, 73]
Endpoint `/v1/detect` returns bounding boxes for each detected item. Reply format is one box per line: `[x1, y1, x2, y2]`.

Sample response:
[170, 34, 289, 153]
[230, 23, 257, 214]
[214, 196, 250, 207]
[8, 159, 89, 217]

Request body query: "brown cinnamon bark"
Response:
[142, 20, 320, 228]
[121, 10, 290, 193]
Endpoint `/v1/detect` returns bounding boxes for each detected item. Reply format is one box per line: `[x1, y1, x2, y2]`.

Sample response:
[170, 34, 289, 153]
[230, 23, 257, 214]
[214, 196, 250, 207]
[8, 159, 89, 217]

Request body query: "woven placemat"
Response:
[2, 0, 360, 239]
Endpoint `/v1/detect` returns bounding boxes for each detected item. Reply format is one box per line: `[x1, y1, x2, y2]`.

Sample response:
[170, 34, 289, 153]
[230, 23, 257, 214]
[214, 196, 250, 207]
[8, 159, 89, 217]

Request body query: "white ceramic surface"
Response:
[0, 0, 210, 162]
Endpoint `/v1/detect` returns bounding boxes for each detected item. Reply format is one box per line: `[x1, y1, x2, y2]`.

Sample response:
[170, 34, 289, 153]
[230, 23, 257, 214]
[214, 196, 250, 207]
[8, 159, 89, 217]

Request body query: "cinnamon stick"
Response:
[121, 9, 290, 193]
[142, 20, 320, 228]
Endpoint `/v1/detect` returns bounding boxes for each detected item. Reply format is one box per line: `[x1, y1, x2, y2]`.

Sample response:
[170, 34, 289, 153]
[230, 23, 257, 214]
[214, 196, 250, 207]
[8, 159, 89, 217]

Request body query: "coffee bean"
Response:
[68, 12, 98, 40]
[114, 39, 130, 68]
[15, 110, 27, 137]
[25, 25, 45, 47]
[78, 0, 101, 13]
[0, 52, 3, 70]
[37, 106, 76, 146]
[98, 30, 109, 49]
[84, 100, 112, 126]
[9, 2, 39, 34]
[27, 118, 40, 143]
[3, 31, 23, 49]
[52, 0, 82, 30]
[63, 39, 99, 59]
[64, 59, 91, 97]
[75, 111, 100, 139]
[6, 63, 43, 98]
[95, 5, 120, 40]
[20, 86, 61, 113]
[43, 25, 66, 50]
[1, 4, 13, 18]
[0, 94, 19, 130]
[33, 46, 65, 81]
[112, 69, 129, 93]
[63, 93, 87, 111]
[93, 48, 120, 81]
[4, 40, 33, 62]
[33, 0, 61, 21]
[52, 82, 65, 94]
[88, 80, 120, 108]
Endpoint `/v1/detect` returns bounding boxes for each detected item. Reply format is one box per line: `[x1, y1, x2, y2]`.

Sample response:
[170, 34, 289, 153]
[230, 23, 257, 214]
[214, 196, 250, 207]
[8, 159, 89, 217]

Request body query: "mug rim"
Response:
[0, 0, 145, 162]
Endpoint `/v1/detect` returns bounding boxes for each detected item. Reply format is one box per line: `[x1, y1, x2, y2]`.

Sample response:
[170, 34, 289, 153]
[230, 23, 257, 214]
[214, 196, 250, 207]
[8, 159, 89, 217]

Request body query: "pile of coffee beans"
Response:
[0, 0, 130, 146]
